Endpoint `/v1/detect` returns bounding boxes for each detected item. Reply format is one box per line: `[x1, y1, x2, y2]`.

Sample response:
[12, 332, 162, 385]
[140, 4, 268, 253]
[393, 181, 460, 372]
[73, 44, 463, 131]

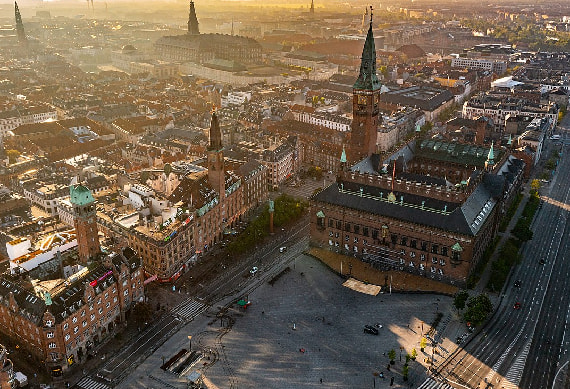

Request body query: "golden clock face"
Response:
[358, 95, 367, 105]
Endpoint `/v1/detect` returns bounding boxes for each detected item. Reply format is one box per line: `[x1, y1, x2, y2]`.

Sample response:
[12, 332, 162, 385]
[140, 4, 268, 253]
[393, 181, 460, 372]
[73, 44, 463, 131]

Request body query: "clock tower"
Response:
[70, 183, 101, 264]
[348, 6, 382, 163]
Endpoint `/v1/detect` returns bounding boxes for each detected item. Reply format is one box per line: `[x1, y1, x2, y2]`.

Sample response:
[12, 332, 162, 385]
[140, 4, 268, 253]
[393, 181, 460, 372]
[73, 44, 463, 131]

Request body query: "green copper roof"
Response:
[451, 242, 463, 252]
[353, 19, 381, 91]
[340, 146, 347, 163]
[316, 210, 325, 218]
[507, 134, 512, 146]
[70, 184, 95, 206]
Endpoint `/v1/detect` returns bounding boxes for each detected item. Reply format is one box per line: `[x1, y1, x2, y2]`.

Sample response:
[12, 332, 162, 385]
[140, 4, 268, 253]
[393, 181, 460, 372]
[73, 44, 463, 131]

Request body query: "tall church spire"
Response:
[207, 111, 225, 199]
[208, 111, 222, 151]
[310, 0, 314, 14]
[187, 0, 200, 35]
[353, 6, 380, 91]
[14, 2, 27, 45]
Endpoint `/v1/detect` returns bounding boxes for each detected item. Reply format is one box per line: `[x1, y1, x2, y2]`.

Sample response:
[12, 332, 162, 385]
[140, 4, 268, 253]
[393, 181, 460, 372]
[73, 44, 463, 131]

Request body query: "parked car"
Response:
[250, 266, 258, 276]
[363, 325, 379, 335]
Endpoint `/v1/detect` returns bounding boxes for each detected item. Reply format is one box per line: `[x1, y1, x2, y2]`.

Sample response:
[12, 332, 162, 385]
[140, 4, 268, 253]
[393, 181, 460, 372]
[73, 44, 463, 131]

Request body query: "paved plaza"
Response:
[121, 253, 452, 389]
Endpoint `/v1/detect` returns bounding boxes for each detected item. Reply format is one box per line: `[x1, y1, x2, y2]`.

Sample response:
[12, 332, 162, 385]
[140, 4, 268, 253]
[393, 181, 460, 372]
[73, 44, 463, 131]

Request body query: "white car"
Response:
[250, 266, 258, 275]
[279, 247, 287, 253]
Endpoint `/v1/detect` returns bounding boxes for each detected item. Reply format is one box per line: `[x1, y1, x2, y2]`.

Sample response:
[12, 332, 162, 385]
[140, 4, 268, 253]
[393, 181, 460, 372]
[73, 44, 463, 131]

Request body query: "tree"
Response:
[388, 348, 396, 364]
[402, 364, 409, 381]
[530, 179, 541, 191]
[411, 348, 417, 360]
[164, 163, 172, 176]
[420, 337, 427, 352]
[454, 290, 469, 311]
[6, 150, 19, 164]
[131, 302, 153, 323]
[420, 122, 433, 133]
[140, 170, 150, 183]
[464, 294, 493, 326]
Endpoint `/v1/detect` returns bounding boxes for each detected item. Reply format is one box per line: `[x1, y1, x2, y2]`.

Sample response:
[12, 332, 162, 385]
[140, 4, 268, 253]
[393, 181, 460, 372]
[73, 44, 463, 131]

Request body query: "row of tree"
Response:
[226, 194, 307, 255]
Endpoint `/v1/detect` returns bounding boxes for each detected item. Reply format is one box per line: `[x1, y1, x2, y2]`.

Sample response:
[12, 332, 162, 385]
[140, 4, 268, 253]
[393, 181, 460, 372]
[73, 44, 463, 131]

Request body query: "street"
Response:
[420, 114, 570, 389]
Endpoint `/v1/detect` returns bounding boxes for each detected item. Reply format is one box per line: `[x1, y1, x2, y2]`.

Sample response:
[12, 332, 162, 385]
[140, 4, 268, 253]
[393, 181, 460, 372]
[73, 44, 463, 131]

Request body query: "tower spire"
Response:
[208, 111, 222, 151]
[353, 5, 380, 91]
[14, 1, 27, 45]
[187, 0, 200, 35]
[310, 0, 314, 14]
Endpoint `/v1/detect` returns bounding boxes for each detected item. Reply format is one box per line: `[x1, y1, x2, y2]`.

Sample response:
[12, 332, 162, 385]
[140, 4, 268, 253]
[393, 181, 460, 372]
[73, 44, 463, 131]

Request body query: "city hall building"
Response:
[309, 18, 525, 286]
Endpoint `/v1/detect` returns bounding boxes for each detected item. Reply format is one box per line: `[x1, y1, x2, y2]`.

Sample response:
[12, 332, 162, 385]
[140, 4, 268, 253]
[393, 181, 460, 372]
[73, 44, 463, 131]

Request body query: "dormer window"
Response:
[45, 320, 53, 327]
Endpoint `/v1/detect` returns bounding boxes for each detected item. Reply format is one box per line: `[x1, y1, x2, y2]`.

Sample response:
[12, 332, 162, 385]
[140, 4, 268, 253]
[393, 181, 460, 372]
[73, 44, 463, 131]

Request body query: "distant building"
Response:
[451, 57, 507, 75]
[154, 1, 262, 66]
[379, 86, 455, 122]
[462, 94, 558, 133]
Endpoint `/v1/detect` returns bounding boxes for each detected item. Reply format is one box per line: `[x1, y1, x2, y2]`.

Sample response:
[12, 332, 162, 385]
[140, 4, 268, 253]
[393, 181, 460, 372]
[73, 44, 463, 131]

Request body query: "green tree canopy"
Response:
[463, 294, 493, 326]
[454, 290, 469, 311]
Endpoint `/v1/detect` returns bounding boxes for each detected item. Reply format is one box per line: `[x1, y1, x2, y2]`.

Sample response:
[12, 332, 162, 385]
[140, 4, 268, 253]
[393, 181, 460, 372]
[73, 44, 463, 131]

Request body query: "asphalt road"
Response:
[422, 116, 570, 389]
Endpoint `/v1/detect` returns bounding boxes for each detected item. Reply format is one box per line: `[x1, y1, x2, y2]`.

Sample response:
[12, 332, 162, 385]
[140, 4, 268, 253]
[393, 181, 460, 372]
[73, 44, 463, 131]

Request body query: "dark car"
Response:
[364, 325, 379, 335]
[539, 259, 546, 265]
[514, 302, 521, 309]
[514, 280, 522, 288]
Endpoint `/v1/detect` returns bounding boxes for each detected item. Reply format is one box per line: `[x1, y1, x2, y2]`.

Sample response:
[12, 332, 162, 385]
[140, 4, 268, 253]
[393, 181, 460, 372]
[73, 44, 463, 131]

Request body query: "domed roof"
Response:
[121, 44, 137, 52]
[70, 184, 95, 206]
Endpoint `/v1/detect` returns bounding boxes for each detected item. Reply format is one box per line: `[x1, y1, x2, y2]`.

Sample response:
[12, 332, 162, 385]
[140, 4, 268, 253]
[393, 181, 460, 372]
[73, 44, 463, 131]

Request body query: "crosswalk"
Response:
[501, 338, 531, 389]
[416, 377, 453, 389]
[75, 376, 111, 389]
[171, 298, 206, 320]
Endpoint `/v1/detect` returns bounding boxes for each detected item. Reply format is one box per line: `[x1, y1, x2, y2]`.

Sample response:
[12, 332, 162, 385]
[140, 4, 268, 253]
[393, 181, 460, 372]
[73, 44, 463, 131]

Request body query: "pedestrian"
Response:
[320, 378, 323, 383]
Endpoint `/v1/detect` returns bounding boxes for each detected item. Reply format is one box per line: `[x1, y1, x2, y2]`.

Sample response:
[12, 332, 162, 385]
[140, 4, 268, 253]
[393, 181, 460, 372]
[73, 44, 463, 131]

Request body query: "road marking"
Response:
[171, 299, 206, 320]
[76, 376, 111, 389]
